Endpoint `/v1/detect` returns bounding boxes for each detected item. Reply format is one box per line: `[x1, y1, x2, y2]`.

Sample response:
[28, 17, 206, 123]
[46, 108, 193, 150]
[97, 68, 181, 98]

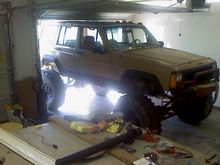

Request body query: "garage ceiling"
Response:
[34, 0, 201, 20]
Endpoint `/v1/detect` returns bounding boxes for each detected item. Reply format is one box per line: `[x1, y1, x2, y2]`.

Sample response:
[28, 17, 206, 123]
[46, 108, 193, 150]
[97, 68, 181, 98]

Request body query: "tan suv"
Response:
[41, 21, 219, 130]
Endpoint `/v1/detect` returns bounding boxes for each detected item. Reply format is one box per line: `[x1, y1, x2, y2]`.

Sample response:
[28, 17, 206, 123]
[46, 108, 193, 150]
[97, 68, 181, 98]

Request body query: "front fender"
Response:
[120, 70, 164, 95]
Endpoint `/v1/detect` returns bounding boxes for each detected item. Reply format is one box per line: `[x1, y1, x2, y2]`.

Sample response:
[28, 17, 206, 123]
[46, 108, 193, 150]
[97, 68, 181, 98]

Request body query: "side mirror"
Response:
[158, 41, 164, 47]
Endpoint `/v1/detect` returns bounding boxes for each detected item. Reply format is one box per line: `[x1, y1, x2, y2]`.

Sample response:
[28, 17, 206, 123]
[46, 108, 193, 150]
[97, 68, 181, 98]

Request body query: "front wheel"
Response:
[177, 94, 213, 124]
[42, 69, 65, 112]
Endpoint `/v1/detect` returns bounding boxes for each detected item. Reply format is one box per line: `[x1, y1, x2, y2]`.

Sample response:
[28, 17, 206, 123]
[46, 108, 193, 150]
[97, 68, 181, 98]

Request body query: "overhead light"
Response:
[206, 0, 220, 2]
[137, 0, 186, 7]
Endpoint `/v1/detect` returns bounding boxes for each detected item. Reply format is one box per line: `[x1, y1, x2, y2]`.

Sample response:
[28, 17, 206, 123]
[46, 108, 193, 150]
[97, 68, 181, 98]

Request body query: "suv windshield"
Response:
[104, 25, 160, 50]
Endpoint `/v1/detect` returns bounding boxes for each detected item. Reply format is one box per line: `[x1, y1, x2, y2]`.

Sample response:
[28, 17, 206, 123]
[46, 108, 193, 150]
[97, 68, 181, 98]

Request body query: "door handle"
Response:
[76, 51, 83, 54]
[56, 48, 62, 51]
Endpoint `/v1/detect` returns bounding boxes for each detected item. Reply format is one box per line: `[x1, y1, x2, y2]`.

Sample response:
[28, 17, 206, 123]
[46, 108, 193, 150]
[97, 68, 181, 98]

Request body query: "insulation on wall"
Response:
[0, 16, 11, 104]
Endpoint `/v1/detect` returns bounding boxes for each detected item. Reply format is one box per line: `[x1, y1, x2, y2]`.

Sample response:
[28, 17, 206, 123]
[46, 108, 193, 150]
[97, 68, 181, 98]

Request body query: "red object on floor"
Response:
[143, 132, 159, 142]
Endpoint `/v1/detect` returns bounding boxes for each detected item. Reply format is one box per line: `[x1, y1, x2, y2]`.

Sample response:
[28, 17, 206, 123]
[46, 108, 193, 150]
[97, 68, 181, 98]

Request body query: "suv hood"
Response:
[124, 47, 208, 67]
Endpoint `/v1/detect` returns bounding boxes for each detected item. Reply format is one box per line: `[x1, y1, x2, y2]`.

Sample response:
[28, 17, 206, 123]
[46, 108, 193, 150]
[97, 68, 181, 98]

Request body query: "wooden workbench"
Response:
[0, 118, 210, 165]
[49, 116, 208, 165]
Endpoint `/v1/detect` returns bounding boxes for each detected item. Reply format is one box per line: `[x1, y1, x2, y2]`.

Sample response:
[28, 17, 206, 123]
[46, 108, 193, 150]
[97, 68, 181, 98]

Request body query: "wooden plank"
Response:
[49, 116, 140, 165]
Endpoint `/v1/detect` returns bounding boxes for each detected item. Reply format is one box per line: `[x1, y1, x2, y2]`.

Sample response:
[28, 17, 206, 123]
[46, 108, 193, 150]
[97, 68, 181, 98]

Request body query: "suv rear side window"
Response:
[80, 27, 103, 50]
[58, 26, 78, 47]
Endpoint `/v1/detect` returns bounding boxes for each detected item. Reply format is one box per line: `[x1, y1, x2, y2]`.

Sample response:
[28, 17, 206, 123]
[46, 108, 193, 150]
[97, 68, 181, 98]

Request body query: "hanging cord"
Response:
[31, 132, 109, 160]
[14, 129, 58, 149]
[12, 109, 34, 127]
[32, 132, 58, 149]
[179, 14, 183, 36]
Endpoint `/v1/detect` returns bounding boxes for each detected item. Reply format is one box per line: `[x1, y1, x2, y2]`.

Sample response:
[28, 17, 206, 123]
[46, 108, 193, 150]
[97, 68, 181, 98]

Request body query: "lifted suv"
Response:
[41, 21, 219, 130]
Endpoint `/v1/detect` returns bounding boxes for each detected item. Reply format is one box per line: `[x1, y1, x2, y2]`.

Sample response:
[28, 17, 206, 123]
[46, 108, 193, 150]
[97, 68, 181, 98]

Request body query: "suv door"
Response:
[55, 25, 79, 76]
[75, 26, 111, 86]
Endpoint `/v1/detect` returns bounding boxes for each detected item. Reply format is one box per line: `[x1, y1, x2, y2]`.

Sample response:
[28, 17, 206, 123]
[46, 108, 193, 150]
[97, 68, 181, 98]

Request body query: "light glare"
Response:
[58, 85, 123, 115]
[58, 85, 95, 115]
[107, 90, 124, 106]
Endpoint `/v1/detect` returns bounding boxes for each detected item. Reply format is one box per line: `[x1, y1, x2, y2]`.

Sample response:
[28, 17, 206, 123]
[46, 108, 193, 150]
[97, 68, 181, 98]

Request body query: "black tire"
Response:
[114, 94, 162, 132]
[42, 69, 65, 112]
[177, 94, 213, 124]
[92, 85, 108, 97]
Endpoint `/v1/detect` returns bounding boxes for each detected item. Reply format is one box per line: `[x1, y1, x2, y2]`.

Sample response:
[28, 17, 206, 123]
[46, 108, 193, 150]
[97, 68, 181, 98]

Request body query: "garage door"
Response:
[0, 4, 11, 105]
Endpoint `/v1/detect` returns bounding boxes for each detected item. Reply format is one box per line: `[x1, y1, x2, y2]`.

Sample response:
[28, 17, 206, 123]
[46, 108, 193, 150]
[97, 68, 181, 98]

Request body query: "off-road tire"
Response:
[177, 94, 213, 124]
[92, 85, 108, 97]
[42, 69, 65, 112]
[114, 94, 162, 132]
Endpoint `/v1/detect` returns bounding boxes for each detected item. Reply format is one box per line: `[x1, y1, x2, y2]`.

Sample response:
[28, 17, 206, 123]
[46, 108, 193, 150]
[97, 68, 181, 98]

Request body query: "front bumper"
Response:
[175, 67, 219, 96]
[191, 81, 219, 97]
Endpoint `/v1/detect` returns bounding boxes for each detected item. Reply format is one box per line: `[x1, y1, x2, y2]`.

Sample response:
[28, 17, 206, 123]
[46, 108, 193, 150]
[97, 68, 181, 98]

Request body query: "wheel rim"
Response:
[44, 83, 54, 106]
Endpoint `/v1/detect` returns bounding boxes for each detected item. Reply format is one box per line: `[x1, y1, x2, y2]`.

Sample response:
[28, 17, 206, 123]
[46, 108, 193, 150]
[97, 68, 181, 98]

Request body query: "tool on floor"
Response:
[133, 157, 156, 165]
[70, 121, 99, 133]
[156, 146, 175, 154]
[118, 143, 136, 153]
[144, 152, 158, 163]
[211, 160, 220, 165]
[143, 132, 160, 142]
[55, 127, 142, 165]
[96, 120, 107, 130]
[106, 118, 124, 133]
[175, 152, 193, 159]
[142, 127, 160, 142]
[206, 154, 217, 164]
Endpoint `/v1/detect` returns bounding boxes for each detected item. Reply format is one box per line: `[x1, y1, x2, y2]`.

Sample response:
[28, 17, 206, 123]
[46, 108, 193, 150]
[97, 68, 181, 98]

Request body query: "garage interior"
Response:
[0, 0, 220, 164]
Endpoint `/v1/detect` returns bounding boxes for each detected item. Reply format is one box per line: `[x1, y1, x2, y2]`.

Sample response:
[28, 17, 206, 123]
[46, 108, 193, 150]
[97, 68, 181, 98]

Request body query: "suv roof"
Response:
[58, 21, 143, 27]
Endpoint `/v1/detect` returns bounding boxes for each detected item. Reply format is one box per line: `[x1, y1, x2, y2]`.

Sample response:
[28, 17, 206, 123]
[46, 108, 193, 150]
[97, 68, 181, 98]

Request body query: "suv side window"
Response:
[58, 26, 66, 45]
[58, 26, 78, 47]
[80, 27, 104, 51]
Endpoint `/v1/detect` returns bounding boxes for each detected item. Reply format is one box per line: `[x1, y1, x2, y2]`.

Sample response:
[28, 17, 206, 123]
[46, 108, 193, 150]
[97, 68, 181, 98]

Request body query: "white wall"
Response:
[6, 0, 59, 81]
[129, 3, 220, 106]
[11, 9, 37, 81]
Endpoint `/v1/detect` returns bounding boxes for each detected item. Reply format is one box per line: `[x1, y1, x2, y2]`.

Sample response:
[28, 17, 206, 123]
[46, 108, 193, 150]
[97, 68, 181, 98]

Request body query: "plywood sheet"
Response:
[12, 123, 126, 165]
[0, 143, 33, 165]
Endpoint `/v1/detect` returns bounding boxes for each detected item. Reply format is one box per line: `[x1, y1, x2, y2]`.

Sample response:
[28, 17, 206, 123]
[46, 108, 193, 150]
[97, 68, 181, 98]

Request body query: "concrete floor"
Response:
[59, 86, 220, 156]
[162, 108, 220, 155]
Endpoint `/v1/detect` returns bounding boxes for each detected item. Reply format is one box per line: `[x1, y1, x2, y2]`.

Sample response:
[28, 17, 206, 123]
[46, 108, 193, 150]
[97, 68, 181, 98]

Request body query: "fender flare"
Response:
[42, 55, 62, 72]
[120, 70, 164, 95]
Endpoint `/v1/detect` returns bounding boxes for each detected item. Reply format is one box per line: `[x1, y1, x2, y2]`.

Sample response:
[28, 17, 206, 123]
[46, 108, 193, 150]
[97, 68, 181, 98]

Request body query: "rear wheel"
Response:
[177, 94, 213, 124]
[42, 69, 65, 112]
